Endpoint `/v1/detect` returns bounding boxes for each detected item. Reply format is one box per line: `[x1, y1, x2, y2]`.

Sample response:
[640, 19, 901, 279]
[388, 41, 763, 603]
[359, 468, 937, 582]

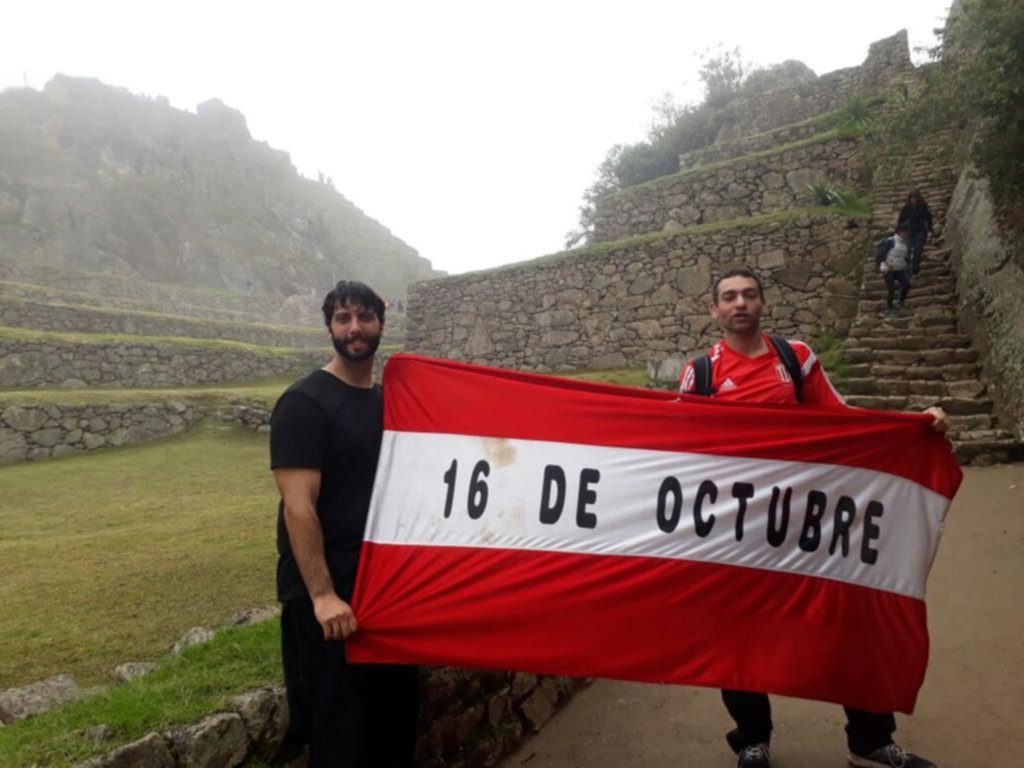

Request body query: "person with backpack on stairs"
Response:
[679, 268, 948, 768]
[898, 190, 934, 278]
[876, 223, 913, 318]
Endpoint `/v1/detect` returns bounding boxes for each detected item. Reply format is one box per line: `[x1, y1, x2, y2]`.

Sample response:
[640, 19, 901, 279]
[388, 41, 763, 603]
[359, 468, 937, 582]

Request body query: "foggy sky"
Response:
[1, 0, 952, 275]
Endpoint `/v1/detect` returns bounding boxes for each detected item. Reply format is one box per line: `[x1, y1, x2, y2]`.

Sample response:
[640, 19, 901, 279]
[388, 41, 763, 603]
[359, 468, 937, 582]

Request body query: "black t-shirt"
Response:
[270, 369, 383, 603]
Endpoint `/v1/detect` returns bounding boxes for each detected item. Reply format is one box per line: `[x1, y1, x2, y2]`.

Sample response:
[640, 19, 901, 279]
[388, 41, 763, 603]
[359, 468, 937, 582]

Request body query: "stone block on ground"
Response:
[74, 733, 175, 768]
[113, 662, 158, 684]
[166, 712, 249, 768]
[229, 685, 288, 754]
[517, 677, 559, 731]
[228, 605, 280, 627]
[173, 627, 215, 655]
[0, 673, 85, 722]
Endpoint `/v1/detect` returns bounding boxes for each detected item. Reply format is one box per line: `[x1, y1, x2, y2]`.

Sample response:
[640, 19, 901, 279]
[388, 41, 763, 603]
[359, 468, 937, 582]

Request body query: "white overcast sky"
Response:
[1, 1, 951, 276]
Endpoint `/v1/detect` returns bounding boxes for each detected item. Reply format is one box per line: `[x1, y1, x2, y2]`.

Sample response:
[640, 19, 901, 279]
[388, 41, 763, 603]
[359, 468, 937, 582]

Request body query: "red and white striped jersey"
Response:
[679, 336, 847, 408]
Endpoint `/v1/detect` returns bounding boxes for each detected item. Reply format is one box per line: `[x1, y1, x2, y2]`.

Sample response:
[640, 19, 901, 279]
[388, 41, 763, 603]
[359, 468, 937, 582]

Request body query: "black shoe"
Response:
[848, 743, 936, 767]
[737, 743, 770, 767]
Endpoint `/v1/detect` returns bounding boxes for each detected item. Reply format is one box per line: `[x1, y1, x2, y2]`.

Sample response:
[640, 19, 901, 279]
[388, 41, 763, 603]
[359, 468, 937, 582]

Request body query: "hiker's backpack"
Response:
[688, 336, 804, 402]
[875, 235, 895, 265]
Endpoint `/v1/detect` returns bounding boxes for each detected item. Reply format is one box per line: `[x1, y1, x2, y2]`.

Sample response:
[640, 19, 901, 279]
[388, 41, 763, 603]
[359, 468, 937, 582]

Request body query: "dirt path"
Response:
[500, 464, 1024, 768]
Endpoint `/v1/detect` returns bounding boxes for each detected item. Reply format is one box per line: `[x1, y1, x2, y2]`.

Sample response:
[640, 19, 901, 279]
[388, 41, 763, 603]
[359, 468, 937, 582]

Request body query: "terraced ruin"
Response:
[408, 31, 1022, 466]
[1, 19, 1022, 768]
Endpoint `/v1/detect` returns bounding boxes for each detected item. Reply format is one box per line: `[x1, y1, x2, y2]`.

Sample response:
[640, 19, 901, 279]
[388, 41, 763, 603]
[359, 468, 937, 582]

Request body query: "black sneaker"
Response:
[848, 743, 936, 767]
[737, 743, 770, 767]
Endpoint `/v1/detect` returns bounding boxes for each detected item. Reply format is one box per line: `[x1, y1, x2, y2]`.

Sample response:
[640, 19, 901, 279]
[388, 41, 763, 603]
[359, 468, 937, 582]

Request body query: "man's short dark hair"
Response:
[321, 281, 386, 327]
[712, 268, 765, 303]
[896, 221, 911, 233]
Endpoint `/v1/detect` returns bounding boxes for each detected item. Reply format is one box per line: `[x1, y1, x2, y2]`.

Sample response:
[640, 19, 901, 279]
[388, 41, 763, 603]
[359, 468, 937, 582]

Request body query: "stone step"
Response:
[953, 437, 1024, 465]
[843, 347, 980, 366]
[840, 378, 986, 398]
[849, 324, 960, 340]
[857, 295, 960, 312]
[845, 394, 994, 415]
[843, 363, 982, 381]
[857, 281, 953, 296]
[863, 273, 955, 288]
[847, 334, 972, 351]
[860, 280, 956, 296]
[947, 413, 997, 431]
[851, 313, 958, 331]
[949, 428, 1016, 441]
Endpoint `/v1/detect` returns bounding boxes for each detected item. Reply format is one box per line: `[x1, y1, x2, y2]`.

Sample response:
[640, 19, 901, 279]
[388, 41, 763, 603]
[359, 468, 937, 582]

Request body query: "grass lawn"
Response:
[0, 621, 279, 768]
[0, 422, 278, 689]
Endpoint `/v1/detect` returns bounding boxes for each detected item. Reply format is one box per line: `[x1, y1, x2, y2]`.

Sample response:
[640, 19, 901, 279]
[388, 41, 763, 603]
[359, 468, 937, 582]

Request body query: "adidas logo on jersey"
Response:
[720, 378, 737, 391]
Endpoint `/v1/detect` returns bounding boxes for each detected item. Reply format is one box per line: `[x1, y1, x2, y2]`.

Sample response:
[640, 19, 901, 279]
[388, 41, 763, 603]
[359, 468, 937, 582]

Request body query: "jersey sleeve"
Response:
[270, 391, 329, 470]
[789, 340, 848, 409]
[679, 361, 697, 394]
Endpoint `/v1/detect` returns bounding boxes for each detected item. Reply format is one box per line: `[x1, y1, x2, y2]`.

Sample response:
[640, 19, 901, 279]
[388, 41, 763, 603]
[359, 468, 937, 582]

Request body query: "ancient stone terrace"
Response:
[407, 29, 1021, 463]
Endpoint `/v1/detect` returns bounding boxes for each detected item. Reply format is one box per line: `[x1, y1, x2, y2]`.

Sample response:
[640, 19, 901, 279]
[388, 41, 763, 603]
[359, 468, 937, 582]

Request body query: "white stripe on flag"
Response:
[367, 431, 947, 600]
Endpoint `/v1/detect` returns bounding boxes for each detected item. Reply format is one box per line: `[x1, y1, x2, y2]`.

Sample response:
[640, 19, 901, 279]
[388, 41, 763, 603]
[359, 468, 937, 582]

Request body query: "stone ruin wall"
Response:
[594, 136, 861, 242]
[678, 113, 838, 171]
[0, 262, 284, 316]
[57, 670, 584, 768]
[408, 213, 868, 373]
[0, 337, 327, 389]
[0, 400, 202, 465]
[716, 30, 912, 141]
[946, 167, 1024, 439]
[0, 297, 325, 349]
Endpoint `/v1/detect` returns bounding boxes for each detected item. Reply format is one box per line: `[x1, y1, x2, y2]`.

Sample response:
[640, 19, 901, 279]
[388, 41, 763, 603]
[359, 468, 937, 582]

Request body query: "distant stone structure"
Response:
[594, 136, 861, 241]
[0, 75, 438, 303]
[409, 212, 866, 371]
[715, 30, 912, 141]
[407, 31, 911, 372]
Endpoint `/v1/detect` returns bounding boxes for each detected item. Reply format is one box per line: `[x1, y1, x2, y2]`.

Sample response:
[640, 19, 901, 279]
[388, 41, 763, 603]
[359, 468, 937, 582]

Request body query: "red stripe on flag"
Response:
[381, 355, 961, 499]
[347, 542, 928, 714]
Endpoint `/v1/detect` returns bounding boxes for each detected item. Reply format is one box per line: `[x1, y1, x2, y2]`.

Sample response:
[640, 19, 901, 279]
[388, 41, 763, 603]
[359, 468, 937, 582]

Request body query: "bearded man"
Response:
[269, 280, 418, 767]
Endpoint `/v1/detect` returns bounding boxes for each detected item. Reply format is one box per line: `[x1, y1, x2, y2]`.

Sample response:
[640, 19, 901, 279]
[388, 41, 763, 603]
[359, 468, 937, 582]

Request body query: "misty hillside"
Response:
[0, 75, 438, 302]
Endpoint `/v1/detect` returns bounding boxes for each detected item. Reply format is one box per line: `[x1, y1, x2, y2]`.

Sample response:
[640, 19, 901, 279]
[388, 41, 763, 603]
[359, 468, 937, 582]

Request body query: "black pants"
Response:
[909, 231, 927, 275]
[884, 270, 910, 308]
[722, 689, 896, 756]
[281, 598, 420, 768]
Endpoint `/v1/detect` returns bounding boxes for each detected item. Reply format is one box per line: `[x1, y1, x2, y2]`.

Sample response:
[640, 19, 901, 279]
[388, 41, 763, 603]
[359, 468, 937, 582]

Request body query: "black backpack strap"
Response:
[766, 335, 803, 402]
[689, 354, 715, 396]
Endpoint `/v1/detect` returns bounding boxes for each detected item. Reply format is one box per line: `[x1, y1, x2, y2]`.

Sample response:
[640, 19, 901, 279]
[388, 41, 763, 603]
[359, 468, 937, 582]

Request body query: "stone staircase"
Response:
[841, 157, 1021, 464]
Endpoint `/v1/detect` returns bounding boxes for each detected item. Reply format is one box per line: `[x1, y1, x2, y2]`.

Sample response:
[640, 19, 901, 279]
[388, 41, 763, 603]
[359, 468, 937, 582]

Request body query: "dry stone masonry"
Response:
[594, 136, 862, 242]
[839, 146, 1021, 463]
[0, 335, 326, 389]
[0, 401, 199, 465]
[716, 30, 912, 140]
[0, 297, 325, 348]
[409, 212, 868, 371]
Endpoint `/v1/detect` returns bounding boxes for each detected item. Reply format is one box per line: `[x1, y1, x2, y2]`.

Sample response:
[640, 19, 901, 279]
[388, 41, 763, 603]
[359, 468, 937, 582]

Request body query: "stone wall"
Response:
[408, 212, 868, 372]
[678, 113, 837, 171]
[0, 297, 325, 348]
[717, 31, 911, 140]
[73, 671, 584, 768]
[0, 278, 285, 325]
[594, 136, 862, 242]
[0, 336, 326, 388]
[0, 400, 201, 465]
[0, 261, 285, 316]
[946, 166, 1024, 438]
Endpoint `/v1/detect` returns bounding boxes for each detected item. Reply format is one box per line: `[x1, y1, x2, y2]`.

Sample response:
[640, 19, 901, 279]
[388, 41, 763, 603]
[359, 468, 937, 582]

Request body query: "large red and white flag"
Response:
[347, 354, 961, 714]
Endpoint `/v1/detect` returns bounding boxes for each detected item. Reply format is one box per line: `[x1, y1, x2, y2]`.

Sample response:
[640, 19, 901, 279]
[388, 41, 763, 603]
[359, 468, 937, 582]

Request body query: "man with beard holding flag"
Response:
[269, 281, 418, 767]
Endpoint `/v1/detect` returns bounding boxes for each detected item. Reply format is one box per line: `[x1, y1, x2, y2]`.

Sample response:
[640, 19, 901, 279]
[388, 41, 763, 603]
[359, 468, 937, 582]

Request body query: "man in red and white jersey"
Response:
[679, 268, 948, 768]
